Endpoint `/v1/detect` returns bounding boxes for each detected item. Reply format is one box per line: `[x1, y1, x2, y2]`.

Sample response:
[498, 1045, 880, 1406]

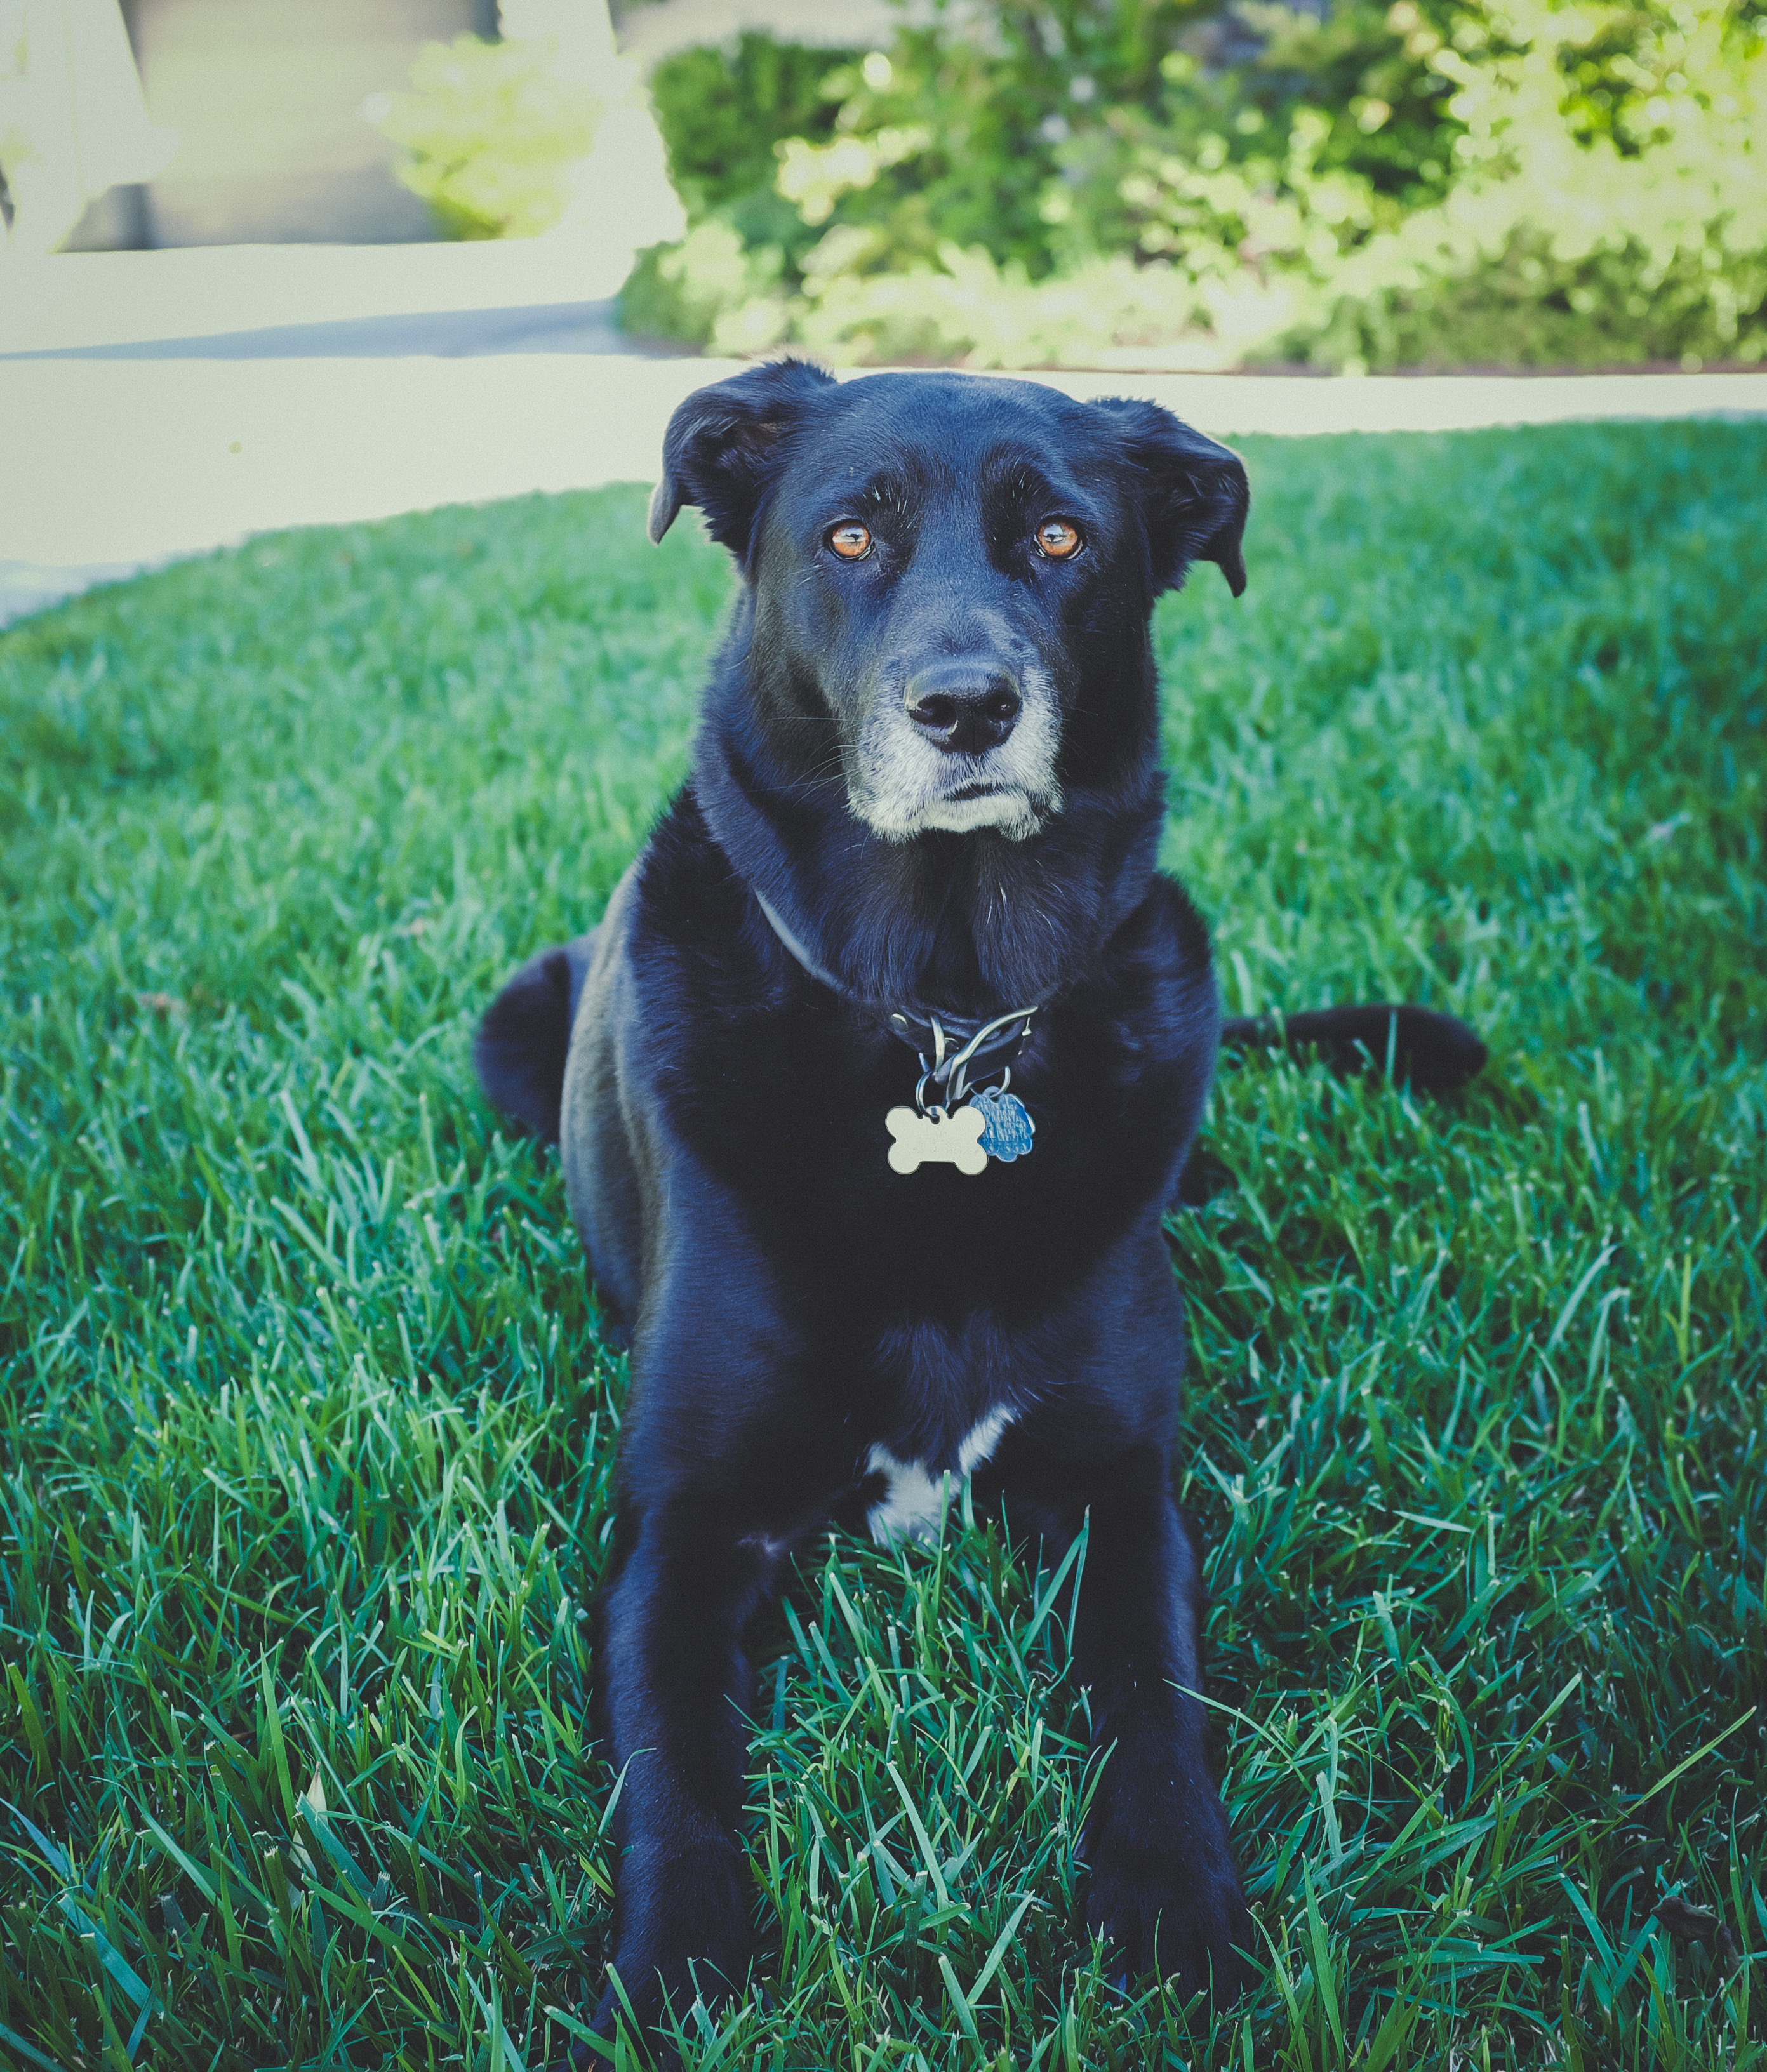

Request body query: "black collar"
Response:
[754, 889, 1039, 1099]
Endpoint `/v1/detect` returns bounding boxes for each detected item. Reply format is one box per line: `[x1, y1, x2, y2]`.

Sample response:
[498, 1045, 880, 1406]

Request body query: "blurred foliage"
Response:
[647, 30, 856, 222]
[378, 34, 603, 241]
[622, 32, 855, 344]
[624, 0, 1767, 369]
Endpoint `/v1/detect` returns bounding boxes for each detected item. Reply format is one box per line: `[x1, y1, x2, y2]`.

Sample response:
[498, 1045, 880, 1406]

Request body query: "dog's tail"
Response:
[474, 934, 596, 1145]
[1219, 1002, 1486, 1097]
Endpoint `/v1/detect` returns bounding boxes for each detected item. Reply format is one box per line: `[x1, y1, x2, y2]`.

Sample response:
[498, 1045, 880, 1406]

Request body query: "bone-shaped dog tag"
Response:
[886, 1104, 989, 1176]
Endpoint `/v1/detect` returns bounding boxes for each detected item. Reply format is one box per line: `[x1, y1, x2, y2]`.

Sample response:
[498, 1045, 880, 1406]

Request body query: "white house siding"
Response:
[68, 0, 495, 248]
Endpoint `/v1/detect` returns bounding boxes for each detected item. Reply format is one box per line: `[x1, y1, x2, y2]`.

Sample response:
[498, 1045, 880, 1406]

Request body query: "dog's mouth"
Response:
[849, 759, 1064, 843]
[882, 779, 1058, 842]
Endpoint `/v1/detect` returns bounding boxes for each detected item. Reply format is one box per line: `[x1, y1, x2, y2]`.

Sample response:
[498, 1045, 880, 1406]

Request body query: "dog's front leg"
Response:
[1070, 1443, 1253, 2004]
[592, 1504, 768, 2041]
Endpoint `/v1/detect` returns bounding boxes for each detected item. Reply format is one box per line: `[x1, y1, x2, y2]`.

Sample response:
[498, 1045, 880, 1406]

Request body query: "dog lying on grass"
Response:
[476, 361, 1484, 2045]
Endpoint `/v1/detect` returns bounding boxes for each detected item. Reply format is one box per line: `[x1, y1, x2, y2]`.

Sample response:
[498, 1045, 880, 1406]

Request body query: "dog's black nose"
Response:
[905, 663, 1021, 755]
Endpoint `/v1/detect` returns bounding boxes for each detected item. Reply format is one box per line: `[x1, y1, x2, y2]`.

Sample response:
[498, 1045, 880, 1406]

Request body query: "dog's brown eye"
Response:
[1036, 519, 1083, 559]
[829, 522, 872, 561]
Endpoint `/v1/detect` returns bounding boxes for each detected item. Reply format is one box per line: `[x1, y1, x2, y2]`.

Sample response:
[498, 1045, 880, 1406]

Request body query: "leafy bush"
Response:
[379, 34, 603, 241]
[1093, 0, 1767, 368]
[621, 33, 854, 343]
[631, 0, 1767, 368]
[648, 30, 855, 220]
[620, 220, 796, 353]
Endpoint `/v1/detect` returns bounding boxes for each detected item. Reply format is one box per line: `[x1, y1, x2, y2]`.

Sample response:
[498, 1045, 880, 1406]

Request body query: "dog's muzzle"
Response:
[850, 656, 1061, 843]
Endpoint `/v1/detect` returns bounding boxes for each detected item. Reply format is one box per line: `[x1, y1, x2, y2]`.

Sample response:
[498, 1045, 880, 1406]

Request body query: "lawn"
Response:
[1, 418, 1763, 2072]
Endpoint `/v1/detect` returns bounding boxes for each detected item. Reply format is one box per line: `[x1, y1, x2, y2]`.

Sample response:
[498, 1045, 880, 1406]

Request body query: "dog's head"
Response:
[650, 361, 1247, 844]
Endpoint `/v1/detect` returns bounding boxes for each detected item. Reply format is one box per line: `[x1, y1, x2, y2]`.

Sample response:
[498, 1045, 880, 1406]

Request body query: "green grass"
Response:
[1, 420, 1763, 2071]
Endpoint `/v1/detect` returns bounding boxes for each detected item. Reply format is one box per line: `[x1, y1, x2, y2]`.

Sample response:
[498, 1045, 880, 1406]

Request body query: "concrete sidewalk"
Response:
[5, 243, 1764, 627]
[1, 237, 656, 619]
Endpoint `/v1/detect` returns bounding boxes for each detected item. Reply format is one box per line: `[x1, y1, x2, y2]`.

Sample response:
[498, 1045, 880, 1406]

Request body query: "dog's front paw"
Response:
[1083, 1825, 1253, 2006]
[588, 1845, 750, 2059]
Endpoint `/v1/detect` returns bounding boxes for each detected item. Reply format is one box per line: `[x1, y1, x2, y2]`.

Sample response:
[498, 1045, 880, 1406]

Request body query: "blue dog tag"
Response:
[973, 1085, 1035, 1162]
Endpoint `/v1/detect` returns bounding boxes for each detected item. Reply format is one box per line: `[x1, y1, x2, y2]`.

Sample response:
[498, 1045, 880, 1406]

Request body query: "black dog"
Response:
[476, 361, 1483, 2042]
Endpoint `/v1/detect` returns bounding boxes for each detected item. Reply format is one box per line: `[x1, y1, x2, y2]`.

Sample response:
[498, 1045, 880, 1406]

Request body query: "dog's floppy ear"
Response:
[1092, 397, 1250, 597]
[648, 357, 838, 562]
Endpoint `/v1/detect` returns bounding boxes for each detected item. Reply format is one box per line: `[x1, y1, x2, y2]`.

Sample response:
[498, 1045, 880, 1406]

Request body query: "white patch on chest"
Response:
[865, 1407, 1017, 1545]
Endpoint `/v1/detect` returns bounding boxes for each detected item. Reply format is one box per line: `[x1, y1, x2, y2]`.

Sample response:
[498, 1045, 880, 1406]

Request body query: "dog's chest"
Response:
[863, 1405, 1016, 1544]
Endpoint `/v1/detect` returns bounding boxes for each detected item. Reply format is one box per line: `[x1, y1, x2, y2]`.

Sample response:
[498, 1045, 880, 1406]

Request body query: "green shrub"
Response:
[647, 30, 854, 218]
[620, 33, 853, 345]
[379, 34, 603, 241]
[770, 0, 1215, 281]
[632, 0, 1767, 369]
[620, 220, 792, 351]
[1095, 0, 1767, 368]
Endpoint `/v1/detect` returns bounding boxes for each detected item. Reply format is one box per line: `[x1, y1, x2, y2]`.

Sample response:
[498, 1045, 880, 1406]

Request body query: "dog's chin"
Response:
[853, 784, 1055, 844]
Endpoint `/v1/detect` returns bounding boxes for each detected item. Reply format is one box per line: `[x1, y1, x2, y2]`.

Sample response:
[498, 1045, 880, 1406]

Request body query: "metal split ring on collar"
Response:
[903, 1006, 1037, 1113]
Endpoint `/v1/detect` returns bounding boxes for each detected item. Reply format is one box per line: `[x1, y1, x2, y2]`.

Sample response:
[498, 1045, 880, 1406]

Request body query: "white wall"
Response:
[70, 0, 495, 247]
